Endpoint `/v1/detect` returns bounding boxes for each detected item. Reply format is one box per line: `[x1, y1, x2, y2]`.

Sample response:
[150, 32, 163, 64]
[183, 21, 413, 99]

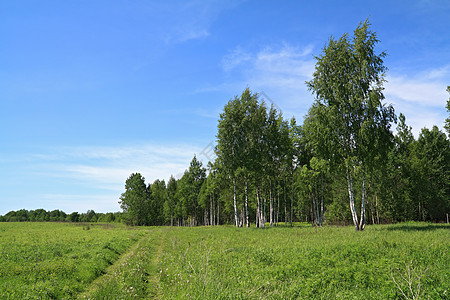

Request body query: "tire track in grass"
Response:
[77, 230, 153, 299]
[147, 227, 168, 299]
[78, 228, 168, 299]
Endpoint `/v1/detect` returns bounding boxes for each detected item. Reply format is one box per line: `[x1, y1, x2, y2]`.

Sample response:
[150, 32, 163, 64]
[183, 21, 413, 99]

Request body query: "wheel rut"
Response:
[77, 228, 168, 299]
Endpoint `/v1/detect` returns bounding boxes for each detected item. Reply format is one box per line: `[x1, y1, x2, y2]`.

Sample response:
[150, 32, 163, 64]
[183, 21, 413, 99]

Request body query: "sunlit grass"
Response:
[0, 222, 146, 299]
[156, 223, 449, 299]
[0, 222, 448, 299]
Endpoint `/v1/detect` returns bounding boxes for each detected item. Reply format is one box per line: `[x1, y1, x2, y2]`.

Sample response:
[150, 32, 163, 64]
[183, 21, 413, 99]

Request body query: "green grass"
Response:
[155, 223, 449, 299]
[0, 222, 448, 299]
[0, 222, 146, 299]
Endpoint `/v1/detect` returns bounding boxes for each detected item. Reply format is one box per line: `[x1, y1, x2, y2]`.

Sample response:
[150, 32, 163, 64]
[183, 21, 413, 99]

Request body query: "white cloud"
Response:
[41, 193, 120, 213]
[1, 142, 216, 214]
[216, 43, 317, 119]
[385, 66, 449, 136]
[222, 47, 252, 72]
[216, 45, 449, 132]
[41, 143, 202, 184]
[222, 43, 315, 80]
[385, 76, 447, 107]
[424, 65, 450, 80]
[160, 0, 239, 43]
[252, 45, 315, 89]
[177, 28, 210, 42]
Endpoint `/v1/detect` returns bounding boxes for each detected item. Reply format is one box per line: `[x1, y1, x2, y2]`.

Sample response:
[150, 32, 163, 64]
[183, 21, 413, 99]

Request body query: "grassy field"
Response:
[0, 222, 146, 299]
[0, 222, 448, 299]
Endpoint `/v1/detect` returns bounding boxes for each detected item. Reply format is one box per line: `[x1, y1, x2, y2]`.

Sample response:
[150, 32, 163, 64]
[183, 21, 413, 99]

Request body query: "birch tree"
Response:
[216, 91, 246, 227]
[306, 19, 395, 231]
[216, 88, 262, 227]
[412, 126, 450, 221]
[165, 176, 177, 226]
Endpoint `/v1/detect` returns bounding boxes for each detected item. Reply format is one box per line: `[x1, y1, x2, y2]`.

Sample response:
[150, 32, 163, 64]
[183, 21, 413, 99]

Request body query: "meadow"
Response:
[0, 222, 448, 299]
[0, 222, 146, 299]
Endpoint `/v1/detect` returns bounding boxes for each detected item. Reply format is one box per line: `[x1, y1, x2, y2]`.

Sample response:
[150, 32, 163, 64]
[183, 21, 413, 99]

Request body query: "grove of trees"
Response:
[117, 20, 449, 229]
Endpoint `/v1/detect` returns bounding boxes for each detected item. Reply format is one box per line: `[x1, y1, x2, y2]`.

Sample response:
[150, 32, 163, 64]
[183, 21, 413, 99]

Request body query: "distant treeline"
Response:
[0, 209, 123, 223]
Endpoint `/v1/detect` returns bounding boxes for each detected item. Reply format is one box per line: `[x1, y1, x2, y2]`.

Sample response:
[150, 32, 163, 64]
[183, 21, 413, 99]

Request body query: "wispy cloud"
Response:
[249, 44, 315, 94]
[222, 43, 315, 78]
[385, 75, 448, 107]
[216, 43, 317, 119]
[41, 194, 120, 213]
[222, 47, 252, 72]
[0, 143, 210, 214]
[216, 44, 449, 133]
[385, 65, 449, 136]
[160, 0, 239, 43]
[37, 144, 201, 182]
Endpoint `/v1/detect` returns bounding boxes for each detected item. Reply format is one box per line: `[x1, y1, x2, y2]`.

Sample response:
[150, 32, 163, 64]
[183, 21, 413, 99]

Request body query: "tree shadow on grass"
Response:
[386, 223, 450, 232]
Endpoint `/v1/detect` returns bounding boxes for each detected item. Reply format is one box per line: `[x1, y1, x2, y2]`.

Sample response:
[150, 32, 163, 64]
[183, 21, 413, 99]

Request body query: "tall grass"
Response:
[156, 223, 449, 299]
[0, 222, 145, 299]
[0, 222, 448, 299]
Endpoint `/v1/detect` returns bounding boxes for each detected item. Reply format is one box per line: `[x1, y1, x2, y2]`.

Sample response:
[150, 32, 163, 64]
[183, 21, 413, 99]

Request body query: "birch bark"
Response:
[320, 175, 324, 227]
[284, 177, 287, 226]
[244, 177, 249, 227]
[290, 178, 294, 227]
[233, 177, 238, 227]
[256, 187, 261, 227]
[347, 168, 360, 230]
[359, 174, 366, 230]
[262, 193, 266, 228]
[269, 179, 273, 227]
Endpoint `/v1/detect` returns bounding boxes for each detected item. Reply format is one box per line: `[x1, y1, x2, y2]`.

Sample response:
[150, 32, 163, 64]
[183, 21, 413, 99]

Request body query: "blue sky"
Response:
[1, 0, 449, 215]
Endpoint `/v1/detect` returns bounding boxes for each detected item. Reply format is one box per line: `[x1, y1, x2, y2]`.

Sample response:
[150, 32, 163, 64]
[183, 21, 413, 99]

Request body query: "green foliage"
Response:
[148, 179, 167, 226]
[164, 176, 178, 225]
[305, 19, 396, 230]
[0, 209, 124, 223]
[176, 156, 207, 226]
[412, 126, 450, 221]
[119, 173, 148, 226]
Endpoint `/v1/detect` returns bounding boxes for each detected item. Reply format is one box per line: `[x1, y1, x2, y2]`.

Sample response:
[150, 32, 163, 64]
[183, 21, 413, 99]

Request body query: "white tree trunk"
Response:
[277, 183, 280, 226]
[359, 174, 366, 231]
[233, 177, 238, 227]
[315, 185, 320, 226]
[269, 180, 273, 227]
[256, 187, 261, 227]
[346, 168, 360, 230]
[262, 193, 266, 228]
[245, 177, 249, 227]
[284, 177, 287, 227]
[320, 175, 324, 227]
[210, 194, 213, 227]
[290, 177, 294, 227]
[213, 194, 216, 226]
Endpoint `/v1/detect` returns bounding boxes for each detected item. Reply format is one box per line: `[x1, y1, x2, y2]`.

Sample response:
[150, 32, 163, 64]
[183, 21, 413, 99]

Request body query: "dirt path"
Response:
[77, 231, 150, 298]
[77, 228, 168, 299]
[146, 228, 168, 299]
